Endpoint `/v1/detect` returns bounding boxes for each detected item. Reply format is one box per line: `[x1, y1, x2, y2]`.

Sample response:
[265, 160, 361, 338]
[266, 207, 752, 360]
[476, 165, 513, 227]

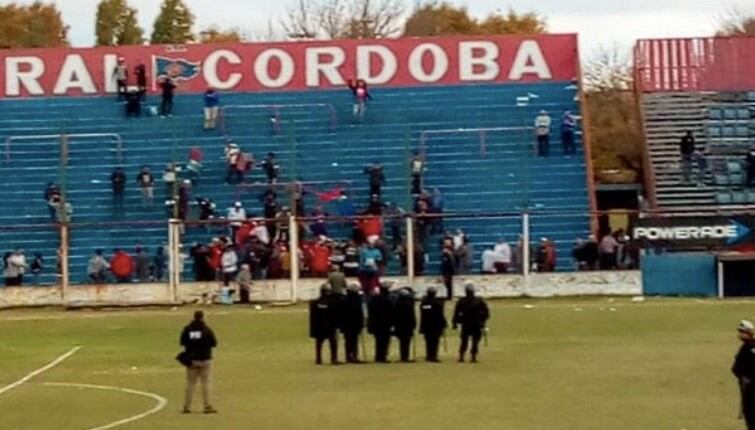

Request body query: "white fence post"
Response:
[522, 212, 531, 293]
[59, 223, 69, 305]
[168, 219, 180, 303]
[406, 216, 415, 286]
[289, 215, 300, 303]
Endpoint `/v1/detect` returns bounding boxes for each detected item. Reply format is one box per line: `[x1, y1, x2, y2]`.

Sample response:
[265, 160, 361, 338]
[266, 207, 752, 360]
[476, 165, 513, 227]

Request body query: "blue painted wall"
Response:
[641, 253, 718, 296]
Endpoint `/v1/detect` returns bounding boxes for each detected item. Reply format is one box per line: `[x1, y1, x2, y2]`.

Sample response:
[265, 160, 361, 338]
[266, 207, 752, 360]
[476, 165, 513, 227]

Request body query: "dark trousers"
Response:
[537, 135, 550, 157]
[599, 253, 616, 270]
[113, 190, 125, 213]
[424, 334, 441, 361]
[117, 80, 127, 99]
[460, 329, 482, 360]
[397, 335, 413, 361]
[226, 166, 244, 184]
[369, 184, 381, 197]
[747, 168, 755, 187]
[344, 332, 360, 362]
[443, 274, 453, 300]
[315, 334, 338, 364]
[161, 96, 173, 116]
[742, 385, 755, 430]
[411, 174, 422, 194]
[374, 334, 391, 362]
[562, 131, 575, 154]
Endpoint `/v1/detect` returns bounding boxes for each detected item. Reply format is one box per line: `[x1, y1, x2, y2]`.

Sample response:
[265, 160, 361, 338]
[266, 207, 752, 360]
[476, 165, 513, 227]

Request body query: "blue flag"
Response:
[153, 56, 201, 82]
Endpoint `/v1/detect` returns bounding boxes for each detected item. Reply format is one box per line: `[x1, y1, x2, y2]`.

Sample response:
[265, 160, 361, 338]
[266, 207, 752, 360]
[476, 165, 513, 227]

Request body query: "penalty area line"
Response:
[43, 382, 168, 430]
[0, 346, 81, 396]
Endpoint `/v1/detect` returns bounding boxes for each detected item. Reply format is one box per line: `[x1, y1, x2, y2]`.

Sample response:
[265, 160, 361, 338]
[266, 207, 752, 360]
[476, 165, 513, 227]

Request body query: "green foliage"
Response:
[150, 0, 195, 44]
[199, 27, 244, 43]
[95, 0, 144, 46]
[0, 1, 68, 49]
[403, 2, 546, 37]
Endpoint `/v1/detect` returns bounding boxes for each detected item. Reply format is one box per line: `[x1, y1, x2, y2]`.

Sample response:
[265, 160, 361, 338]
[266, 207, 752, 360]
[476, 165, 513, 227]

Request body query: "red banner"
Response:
[0, 34, 578, 98]
[635, 37, 755, 93]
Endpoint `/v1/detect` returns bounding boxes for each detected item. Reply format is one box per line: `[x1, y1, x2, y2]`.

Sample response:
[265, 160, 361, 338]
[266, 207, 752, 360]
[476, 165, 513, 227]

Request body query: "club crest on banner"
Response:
[152, 55, 201, 83]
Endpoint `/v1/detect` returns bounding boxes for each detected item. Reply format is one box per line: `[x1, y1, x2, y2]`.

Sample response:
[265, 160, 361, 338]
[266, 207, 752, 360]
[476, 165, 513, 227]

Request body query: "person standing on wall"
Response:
[419, 287, 447, 363]
[180, 311, 218, 414]
[561, 110, 576, 155]
[679, 130, 696, 184]
[535, 110, 552, 157]
[204, 88, 220, 130]
[135, 63, 147, 100]
[160, 76, 177, 117]
[111, 167, 127, 215]
[113, 57, 128, 101]
[732, 320, 755, 430]
[453, 284, 489, 363]
[136, 166, 155, 207]
[410, 152, 425, 195]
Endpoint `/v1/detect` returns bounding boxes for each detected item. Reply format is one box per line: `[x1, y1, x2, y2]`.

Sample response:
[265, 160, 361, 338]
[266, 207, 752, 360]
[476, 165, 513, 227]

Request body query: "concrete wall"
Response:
[0, 271, 641, 309]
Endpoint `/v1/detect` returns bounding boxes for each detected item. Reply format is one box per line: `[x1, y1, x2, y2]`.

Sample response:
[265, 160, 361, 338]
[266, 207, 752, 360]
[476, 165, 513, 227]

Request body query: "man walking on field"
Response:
[180, 311, 218, 414]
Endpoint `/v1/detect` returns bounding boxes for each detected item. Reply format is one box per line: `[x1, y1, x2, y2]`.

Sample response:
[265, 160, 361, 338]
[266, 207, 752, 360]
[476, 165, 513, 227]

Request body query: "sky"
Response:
[7, 0, 755, 58]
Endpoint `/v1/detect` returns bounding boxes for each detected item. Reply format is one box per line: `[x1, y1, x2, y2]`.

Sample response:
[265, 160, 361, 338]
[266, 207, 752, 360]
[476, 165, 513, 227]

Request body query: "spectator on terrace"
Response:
[153, 246, 168, 281]
[364, 162, 385, 197]
[429, 188, 444, 234]
[410, 152, 425, 195]
[203, 88, 220, 130]
[358, 238, 382, 295]
[535, 110, 552, 157]
[135, 63, 147, 99]
[125, 89, 141, 117]
[365, 194, 384, 216]
[111, 248, 134, 283]
[135, 246, 151, 283]
[310, 240, 332, 277]
[49, 196, 73, 223]
[113, 57, 128, 101]
[29, 252, 43, 283]
[4, 249, 27, 286]
[693, 149, 707, 186]
[561, 110, 576, 155]
[441, 240, 456, 300]
[493, 239, 512, 274]
[163, 163, 179, 197]
[44, 183, 61, 219]
[343, 241, 360, 277]
[536, 238, 556, 272]
[326, 264, 347, 295]
[87, 249, 109, 284]
[348, 78, 372, 124]
[208, 238, 223, 280]
[187, 147, 203, 185]
[111, 167, 127, 212]
[196, 197, 216, 223]
[227, 202, 246, 242]
[237, 264, 252, 303]
[137, 166, 155, 207]
[385, 202, 405, 250]
[261, 152, 280, 184]
[221, 244, 238, 287]
[190, 243, 213, 282]
[456, 235, 473, 275]
[599, 232, 619, 270]
[583, 235, 599, 270]
[679, 130, 696, 184]
[747, 145, 755, 187]
[481, 245, 498, 274]
[310, 215, 329, 239]
[159, 76, 176, 117]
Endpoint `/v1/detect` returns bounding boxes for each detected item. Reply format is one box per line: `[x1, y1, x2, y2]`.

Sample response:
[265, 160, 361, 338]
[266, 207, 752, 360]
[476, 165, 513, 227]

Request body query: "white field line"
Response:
[43, 382, 167, 430]
[0, 346, 81, 395]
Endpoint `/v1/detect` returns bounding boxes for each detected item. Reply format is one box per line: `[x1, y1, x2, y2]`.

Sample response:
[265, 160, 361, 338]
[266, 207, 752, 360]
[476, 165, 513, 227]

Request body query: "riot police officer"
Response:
[368, 285, 393, 363]
[393, 289, 417, 362]
[733, 320, 755, 429]
[419, 287, 447, 362]
[309, 285, 341, 365]
[341, 284, 365, 363]
[452, 283, 489, 363]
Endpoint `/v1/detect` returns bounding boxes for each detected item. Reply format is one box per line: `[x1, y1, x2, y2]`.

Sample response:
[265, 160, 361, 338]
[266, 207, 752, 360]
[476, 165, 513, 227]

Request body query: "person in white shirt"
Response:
[227, 202, 246, 242]
[493, 239, 512, 273]
[452, 229, 465, 251]
[4, 249, 28, 286]
[535, 110, 552, 157]
[251, 221, 270, 245]
[221, 245, 238, 287]
[481, 247, 498, 274]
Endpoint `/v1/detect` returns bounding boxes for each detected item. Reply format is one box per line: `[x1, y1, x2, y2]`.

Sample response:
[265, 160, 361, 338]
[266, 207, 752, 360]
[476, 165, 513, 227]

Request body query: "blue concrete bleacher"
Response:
[0, 82, 591, 284]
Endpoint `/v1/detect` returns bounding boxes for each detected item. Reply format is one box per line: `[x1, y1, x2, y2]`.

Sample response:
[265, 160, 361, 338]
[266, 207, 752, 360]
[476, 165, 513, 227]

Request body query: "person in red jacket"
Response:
[358, 215, 383, 242]
[110, 248, 134, 283]
[208, 238, 224, 280]
[310, 240, 332, 277]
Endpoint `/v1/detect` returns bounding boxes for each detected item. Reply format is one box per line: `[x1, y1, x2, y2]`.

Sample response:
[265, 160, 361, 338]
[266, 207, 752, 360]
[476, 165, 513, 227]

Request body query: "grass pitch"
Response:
[0, 297, 752, 430]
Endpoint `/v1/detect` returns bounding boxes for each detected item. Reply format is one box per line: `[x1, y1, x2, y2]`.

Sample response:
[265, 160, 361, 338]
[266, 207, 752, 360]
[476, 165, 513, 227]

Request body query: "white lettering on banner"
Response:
[6, 56, 45, 96]
[306, 47, 346, 87]
[509, 40, 552, 80]
[459, 41, 500, 81]
[356, 45, 397, 85]
[633, 225, 738, 241]
[254, 49, 295, 88]
[408, 43, 449, 83]
[103, 54, 118, 93]
[53, 55, 97, 95]
[204, 50, 242, 90]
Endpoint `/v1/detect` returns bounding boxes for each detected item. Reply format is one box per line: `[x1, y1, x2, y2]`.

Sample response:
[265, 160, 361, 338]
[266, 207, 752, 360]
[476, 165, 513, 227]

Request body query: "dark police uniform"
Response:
[368, 287, 394, 363]
[452, 289, 489, 363]
[393, 290, 417, 362]
[309, 288, 341, 365]
[419, 289, 447, 362]
[180, 312, 218, 413]
[341, 288, 365, 363]
[733, 339, 755, 429]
